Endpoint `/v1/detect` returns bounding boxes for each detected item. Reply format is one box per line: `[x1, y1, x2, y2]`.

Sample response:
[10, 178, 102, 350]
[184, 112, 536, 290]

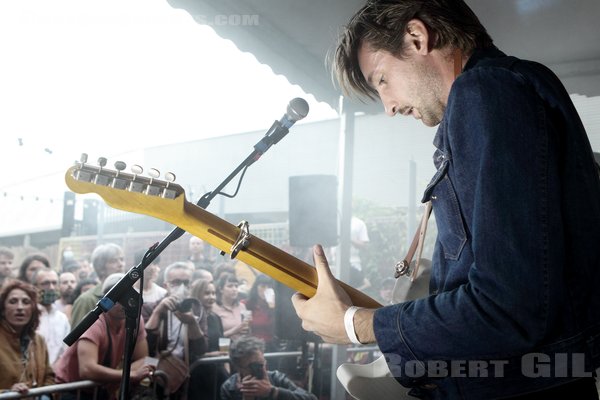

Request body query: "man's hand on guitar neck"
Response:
[291, 245, 377, 344]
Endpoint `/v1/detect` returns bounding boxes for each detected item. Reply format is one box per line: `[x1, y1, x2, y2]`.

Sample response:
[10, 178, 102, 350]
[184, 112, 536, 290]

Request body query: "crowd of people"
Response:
[0, 235, 296, 400]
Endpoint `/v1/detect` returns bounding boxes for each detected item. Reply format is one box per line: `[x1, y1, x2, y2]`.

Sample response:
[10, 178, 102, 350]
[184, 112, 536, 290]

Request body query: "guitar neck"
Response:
[182, 201, 381, 308]
[65, 166, 381, 309]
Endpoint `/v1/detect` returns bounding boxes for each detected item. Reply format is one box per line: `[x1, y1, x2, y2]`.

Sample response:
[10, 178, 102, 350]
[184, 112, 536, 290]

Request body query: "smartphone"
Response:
[248, 362, 264, 379]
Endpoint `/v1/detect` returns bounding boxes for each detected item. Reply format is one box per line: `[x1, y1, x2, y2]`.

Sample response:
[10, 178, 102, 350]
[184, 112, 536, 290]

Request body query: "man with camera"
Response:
[146, 262, 207, 397]
[220, 336, 316, 400]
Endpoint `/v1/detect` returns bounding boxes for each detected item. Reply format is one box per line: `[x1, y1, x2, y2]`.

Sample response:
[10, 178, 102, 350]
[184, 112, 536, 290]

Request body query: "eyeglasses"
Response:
[169, 279, 191, 287]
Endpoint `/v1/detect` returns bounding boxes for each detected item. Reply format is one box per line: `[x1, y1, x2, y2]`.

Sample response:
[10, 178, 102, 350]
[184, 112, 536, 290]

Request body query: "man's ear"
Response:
[405, 19, 431, 55]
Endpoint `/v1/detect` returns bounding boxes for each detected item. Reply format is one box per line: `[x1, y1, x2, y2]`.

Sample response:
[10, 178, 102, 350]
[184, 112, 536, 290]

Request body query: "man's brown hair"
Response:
[333, 0, 493, 99]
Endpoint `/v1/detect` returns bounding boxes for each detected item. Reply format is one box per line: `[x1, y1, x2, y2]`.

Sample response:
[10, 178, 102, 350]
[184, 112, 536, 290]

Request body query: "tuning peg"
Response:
[162, 172, 177, 199]
[114, 161, 127, 172]
[74, 153, 91, 181]
[131, 165, 143, 175]
[128, 164, 144, 193]
[144, 168, 161, 196]
[93, 157, 109, 186]
[110, 161, 128, 189]
[164, 172, 176, 183]
[148, 168, 160, 179]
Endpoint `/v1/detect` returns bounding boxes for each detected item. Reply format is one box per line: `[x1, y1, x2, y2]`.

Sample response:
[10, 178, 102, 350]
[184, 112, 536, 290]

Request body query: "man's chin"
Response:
[422, 118, 441, 127]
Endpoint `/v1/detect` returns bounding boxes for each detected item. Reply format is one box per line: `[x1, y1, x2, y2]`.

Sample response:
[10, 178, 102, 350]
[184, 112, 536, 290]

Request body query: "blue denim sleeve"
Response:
[374, 66, 564, 370]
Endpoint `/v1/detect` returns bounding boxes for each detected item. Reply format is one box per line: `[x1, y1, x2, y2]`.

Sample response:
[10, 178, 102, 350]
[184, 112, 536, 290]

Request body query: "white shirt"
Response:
[350, 216, 370, 270]
[37, 304, 71, 365]
[143, 282, 167, 303]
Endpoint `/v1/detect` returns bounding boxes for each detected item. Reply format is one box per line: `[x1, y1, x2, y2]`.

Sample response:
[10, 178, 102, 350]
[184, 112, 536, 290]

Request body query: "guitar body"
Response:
[337, 355, 411, 400]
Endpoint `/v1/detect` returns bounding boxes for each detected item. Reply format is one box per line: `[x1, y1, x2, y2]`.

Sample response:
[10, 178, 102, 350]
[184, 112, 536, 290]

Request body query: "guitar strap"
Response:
[394, 201, 432, 281]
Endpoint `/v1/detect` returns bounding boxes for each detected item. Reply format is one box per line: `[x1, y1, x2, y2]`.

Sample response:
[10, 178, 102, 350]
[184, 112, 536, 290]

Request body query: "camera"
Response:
[176, 298, 199, 313]
[248, 362, 264, 379]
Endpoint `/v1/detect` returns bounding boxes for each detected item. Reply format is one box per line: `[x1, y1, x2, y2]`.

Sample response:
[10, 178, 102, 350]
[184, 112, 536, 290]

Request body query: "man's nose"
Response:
[381, 95, 398, 116]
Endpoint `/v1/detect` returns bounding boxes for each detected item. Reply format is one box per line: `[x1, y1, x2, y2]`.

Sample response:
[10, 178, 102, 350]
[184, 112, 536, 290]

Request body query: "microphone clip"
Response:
[253, 120, 289, 157]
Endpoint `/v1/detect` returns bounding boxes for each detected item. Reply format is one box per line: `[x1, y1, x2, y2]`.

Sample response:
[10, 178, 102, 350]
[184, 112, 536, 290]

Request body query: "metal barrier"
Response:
[0, 348, 377, 400]
[0, 380, 99, 399]
[0, 351, 306, 400]
[189, 350, 303, 369]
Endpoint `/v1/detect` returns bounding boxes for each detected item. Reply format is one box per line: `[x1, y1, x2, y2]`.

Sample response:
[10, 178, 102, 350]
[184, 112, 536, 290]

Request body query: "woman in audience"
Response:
[17, 254, 50, 284]
[188, 278, 230, 400]
[213, 273, 250, 341]
[243, 274, 277, 352]
[191, 279, 225, 356]
[0, 280, 54, 394]
[54, 273, 153, 400]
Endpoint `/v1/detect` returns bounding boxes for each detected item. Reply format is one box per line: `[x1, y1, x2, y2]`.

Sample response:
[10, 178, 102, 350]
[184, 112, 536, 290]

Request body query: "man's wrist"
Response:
[354, 308, 377, 344]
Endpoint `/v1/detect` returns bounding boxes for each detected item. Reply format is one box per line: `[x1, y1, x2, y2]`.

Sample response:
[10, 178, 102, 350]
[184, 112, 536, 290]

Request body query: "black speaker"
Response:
[288, 175, 338, 247]
[82, 199, 98, 235]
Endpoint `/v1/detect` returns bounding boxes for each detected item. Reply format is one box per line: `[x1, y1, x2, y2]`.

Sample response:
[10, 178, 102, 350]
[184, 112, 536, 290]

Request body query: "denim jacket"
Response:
[373, 47, 600, 399]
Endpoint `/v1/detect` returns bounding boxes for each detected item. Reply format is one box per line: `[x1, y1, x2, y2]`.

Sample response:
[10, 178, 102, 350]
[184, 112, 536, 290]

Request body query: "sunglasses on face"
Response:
[169, 279, 191, 287]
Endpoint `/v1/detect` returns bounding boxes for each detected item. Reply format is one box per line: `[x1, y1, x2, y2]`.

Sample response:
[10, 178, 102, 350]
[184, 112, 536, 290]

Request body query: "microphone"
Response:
[253, 98, 309, 157]
[279, 97, 310, 132]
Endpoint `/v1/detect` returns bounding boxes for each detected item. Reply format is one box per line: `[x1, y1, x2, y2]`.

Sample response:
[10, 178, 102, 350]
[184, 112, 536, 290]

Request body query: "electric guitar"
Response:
[64, 157, 410, 399]
[64, 157, 381, 309]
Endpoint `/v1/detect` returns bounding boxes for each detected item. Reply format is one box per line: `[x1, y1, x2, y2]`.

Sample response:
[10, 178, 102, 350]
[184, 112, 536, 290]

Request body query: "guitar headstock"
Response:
[65, 153, 187, 217]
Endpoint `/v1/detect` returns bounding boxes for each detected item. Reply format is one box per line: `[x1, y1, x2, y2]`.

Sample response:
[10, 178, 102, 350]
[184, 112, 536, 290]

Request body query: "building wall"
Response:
[141, 113, 438, 220]
[1, 94, 599, 246]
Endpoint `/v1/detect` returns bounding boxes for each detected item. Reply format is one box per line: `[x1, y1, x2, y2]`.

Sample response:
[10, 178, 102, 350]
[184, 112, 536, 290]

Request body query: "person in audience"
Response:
[243, 274, 277, 352]
[191, 279, 227, 357]
[133, 249, 167, 323]
[0, 247, 15, 286]
[220, 336, 317, 400]
[146, 262, 207, 398]
[213, 263, 236, 283]
[70, 243, 124, 326]
[213, 273, 250, 341]
[192, 267, 214, 284]
[17, 254, 50, 284]
[54, 273, 153, 400]
[188, 278, 230, 400]
[62, 260, 83, 281]
[54, 271, 77, 319]
[188, 236, 215, 274]
[32, 268, 71, 366]
[0, 280, 54, 394]
[72, 278, 99, 300]
[60, 247, 76, 272]
[134, 249, 167, 304]
[377, 277, 395, 305]
[76, 253, 94, 281]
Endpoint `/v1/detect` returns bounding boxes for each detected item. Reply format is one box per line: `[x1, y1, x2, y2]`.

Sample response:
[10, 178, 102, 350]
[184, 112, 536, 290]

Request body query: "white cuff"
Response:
[344, 306, 362, 345]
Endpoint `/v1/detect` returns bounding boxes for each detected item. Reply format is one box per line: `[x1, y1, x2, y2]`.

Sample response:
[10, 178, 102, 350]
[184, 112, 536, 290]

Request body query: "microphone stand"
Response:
[63, 120, 291, 400]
